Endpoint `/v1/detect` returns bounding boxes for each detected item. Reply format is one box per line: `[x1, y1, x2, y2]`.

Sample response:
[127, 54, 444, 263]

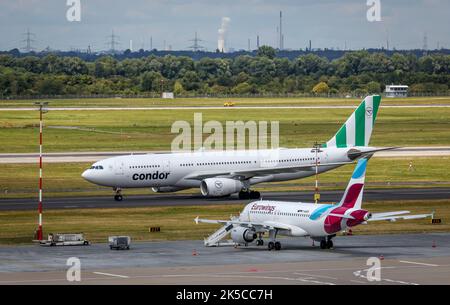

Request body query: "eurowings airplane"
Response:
[195, 158, 433, 250]
[82, 95, 390, 201]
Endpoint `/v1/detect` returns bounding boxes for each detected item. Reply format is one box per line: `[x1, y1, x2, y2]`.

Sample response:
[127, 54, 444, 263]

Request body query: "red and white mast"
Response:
[35, 102, 48, 241]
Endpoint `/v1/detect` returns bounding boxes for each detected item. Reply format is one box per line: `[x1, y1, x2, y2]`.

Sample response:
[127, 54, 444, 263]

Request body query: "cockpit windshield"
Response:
[89, 165, 104, 170]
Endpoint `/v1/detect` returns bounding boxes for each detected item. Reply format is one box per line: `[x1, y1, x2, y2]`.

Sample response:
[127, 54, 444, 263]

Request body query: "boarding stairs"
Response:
[203, 216, 239, 247]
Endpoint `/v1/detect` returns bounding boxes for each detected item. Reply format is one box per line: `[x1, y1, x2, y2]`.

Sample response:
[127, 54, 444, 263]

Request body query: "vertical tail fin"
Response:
[324, 95, 381, 148]
[337, 158, 368, 209]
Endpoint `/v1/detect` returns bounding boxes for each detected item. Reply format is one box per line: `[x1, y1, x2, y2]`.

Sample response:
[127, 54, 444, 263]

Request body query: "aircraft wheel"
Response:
[326, 240, 333, 249]
[238, 191, 250, 200]
[268, 241, 275, 251]
[114, 195, 123, 201]
[250, 191, 261, 199]
[274, 242, 281, 251]
[320, 240, 327, 249]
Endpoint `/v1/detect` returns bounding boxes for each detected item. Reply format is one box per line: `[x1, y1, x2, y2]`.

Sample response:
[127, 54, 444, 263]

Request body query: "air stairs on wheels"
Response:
[203, 223, 236, 247]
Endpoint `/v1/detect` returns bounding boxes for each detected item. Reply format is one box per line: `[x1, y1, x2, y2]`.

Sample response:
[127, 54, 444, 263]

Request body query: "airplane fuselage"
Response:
[82, 147, 370, 194]
[239, 200, 369, 238]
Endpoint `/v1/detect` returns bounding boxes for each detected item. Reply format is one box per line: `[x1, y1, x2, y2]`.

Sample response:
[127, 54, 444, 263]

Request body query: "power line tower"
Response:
[22, 28, 36, 52]
[106, 30, 120, 53]
[422, 32, 428, 56]
[279, 11, 284, 50]
[188, 31, 205, 51]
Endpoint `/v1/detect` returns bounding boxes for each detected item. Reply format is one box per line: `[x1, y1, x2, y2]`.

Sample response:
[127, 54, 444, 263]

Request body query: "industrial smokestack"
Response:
[218, 17, 231, 52]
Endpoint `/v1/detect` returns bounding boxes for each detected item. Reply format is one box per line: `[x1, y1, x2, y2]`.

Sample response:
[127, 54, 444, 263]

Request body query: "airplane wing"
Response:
[368, 211, 434, 222]
[185, 161, 354, 181]
[194, 217, 308, 236]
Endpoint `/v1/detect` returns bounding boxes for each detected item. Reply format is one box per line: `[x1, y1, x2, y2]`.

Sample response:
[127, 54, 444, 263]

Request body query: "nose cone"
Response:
[81, 169, 92, 182]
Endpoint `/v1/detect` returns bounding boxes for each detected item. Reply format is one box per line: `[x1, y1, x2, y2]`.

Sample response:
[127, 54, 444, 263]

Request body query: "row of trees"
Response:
[0, 47, 449, 97]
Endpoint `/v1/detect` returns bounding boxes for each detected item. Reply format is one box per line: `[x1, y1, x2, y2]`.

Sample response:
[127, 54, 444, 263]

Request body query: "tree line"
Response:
[0, 46, 449, 98]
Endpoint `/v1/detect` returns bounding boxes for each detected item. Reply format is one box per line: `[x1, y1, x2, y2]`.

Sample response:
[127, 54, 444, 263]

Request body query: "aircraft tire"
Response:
[250, 191, 260, 199]
[268, 241, 275, 251]
[238, 191, 250, 200]
[274, 242, 281, 251]
[326, 240, 333, 249]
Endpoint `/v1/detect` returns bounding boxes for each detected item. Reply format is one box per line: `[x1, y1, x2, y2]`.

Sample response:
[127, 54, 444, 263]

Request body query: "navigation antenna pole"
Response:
[313, 142, 322, 204]
[35, 102, 48, 241]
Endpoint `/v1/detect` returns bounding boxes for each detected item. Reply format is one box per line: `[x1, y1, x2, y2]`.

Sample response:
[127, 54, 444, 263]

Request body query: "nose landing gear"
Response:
[113, 188, 123, 201]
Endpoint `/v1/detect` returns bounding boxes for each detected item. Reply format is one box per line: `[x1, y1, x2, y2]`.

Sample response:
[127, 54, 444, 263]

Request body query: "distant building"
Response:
[162, 92, 174, 99]
[385, 85, 409, 98]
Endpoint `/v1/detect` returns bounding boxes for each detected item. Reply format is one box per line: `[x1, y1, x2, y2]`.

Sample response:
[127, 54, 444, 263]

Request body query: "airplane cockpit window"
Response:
[89, 165, 104, 170]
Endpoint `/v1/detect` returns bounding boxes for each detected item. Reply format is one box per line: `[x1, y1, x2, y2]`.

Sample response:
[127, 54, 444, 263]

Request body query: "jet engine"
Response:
[200, 178, 244, 197]
[152, 186, 187, 193]
[231, 227, 257, 244]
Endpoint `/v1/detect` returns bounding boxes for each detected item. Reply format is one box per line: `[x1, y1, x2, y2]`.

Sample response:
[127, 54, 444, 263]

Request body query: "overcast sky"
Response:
[0, 0, 449, 52]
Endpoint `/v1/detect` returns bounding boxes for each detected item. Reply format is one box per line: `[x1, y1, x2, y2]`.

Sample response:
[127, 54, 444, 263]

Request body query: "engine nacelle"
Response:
[200, 178, 244, 197]
[152, 186, 187, 193]
[231, 227, 257, 244]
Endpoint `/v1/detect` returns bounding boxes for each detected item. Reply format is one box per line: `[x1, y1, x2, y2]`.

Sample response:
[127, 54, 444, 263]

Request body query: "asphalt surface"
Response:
[1, 187, 449, 211]
[2, 104, 450, 111]
[1, 146, 450, 163]
[0, 233, 449, 284]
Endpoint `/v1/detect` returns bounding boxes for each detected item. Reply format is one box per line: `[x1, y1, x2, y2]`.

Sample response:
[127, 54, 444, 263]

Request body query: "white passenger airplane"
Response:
[82, 95, 389, 201]
[195, 158, 433, 250]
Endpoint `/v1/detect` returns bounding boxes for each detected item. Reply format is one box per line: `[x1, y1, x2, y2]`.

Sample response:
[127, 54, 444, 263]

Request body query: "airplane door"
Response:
[114, 160, 124, 175]
[321, 150, 328, 164]
[163, 160, 170, 172]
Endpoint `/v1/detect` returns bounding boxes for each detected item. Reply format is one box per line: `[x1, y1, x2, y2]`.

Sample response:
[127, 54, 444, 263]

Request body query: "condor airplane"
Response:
[82, 95, 389, 201]
[195, 158, 433, 250]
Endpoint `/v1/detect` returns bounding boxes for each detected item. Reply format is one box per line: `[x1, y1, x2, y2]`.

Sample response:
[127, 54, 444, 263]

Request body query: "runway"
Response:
[1, 187, 449, 211]
[2, 104, 450, 111]
[0, 233, 449, 284]
[1, 147, 450, 163]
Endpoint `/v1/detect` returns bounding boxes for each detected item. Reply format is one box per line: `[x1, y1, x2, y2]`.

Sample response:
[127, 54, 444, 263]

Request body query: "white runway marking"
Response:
[399, 260, 439, 267]
[92, 272, 129, 279]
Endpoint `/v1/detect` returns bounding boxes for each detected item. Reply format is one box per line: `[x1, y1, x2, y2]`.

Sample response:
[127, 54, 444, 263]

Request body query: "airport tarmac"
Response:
[1, 187, 450, 211]
[0, 233, 449, 285]
[1, 147, 449, 163]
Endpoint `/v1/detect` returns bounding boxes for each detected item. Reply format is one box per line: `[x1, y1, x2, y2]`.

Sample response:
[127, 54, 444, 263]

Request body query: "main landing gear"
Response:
[238, 190, 261, 200]
[267, 229, 281, 251]
[256, 233, 264, 246]
[113, 187, 123, 201]
[268, 241, 282, 251]
[319, 237, 334, 249]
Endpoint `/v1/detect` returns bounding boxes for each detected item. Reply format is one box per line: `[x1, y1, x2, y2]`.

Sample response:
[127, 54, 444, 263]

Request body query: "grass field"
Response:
[1, 96, 450, 108]
[0, 199, 448, 245]
[1, 106, 450, 153]
[1, 157, 449, 199]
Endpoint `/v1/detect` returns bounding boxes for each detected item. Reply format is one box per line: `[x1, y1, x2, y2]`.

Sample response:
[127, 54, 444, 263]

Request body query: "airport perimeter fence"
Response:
[1, 91, 449, 101]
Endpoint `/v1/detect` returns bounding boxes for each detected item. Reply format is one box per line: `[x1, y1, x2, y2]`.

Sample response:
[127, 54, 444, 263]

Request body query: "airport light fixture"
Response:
[34, 102, 48, 241]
